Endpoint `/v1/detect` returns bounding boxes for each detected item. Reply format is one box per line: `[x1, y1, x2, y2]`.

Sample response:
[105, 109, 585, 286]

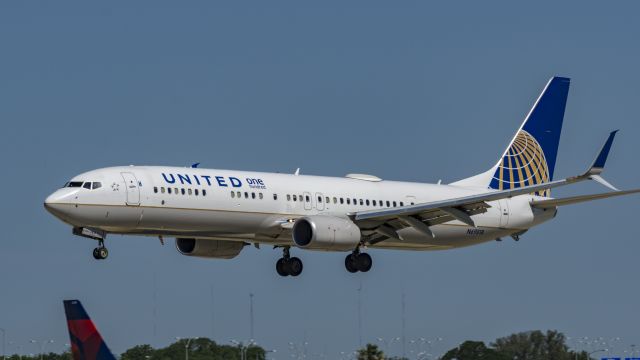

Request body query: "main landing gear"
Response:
[345, 250, 372, 273]
[92, 240, 109, 260]
[276, 247, 303, 277]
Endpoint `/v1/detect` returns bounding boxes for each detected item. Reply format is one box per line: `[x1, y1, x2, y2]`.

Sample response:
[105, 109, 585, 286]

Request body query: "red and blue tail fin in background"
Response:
[452, 77, 571, 197]
[63, 300, 116, 360]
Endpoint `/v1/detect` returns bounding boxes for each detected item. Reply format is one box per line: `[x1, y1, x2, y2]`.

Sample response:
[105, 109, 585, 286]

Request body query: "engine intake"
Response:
[175, 238, 244, 259]
[292, 216, 361, 251]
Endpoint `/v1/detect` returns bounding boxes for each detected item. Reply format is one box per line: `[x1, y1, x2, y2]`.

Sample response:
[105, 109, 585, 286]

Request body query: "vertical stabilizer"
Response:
[452, 77, 570, 197]
[63, 300, 116, 360]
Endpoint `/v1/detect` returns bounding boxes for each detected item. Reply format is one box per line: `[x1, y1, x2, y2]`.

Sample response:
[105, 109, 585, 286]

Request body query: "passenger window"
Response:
[244, 192, 249, 199]
[359, 199, 363, 205]
[168, 188, 172, 194]
[259, 193, 263, 199]
[293, 195, 297, 201]
[353, 198, 357, 205]
[393, 201, 397, 207]
[174, 188, 179, 194]
[202, 190, 207, 196]
[304, 195, 308, 202]
[251, 192, 256, 199]
[366, 199, 370, 206]
[318, 196, 322, 203]
[237, 191, 241, 198]
[340, 198, 344, 204]
[287, 194, 291, 201]
[400, 202, 404, 206]
[92, 182, 102, 189]
[386, 201, 390, 207]
[380, 200, 384, 206]
[181, 189, 186, 195]
[154, 187, 158, 193]
[161, 187, 165, 194]
[231, 191, 235, 198]
[195, 189, 199, 196]
[273, 194, 278, 200]
[83, 182, 91, 189]
[333, 197, 337, 204]
[326, 196, 330, 203]
[188, 189, 192, 195]
[347, 198, 351, 205]
[411, 202, 415, 205]
[372, 200, 377, 206]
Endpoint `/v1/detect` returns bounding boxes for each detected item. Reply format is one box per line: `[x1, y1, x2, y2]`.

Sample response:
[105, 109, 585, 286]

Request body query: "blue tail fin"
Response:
[453, 77, 570, 197]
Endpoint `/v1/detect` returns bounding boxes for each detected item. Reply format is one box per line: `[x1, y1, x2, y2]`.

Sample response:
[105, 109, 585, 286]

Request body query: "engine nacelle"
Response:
[175, 238, 244, 259]
[292, 216, 361, 251]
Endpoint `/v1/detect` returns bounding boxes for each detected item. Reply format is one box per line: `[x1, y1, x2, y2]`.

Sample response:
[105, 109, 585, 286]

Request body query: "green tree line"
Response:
[4, 330, 598, 360]
[4, 338, 265, 360]
[356, 330, 594, 360]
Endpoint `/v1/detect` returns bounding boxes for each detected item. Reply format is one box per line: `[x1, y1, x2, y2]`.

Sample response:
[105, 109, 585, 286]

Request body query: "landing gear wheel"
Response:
[345, 254, 358, 273]
[355, 252, 372, 272]
[98, 247, 109, 260]
[276, 258, 289, 277]
[287, 257, 303, 277]
[93, 243, 108, 260]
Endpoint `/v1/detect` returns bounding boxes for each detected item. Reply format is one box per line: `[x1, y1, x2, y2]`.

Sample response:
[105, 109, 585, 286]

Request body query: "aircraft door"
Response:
[498, 199, 510, 227]
[315, 192, 325, 211]
[121, 172, 140, 206]
[303, 191, 312, 210]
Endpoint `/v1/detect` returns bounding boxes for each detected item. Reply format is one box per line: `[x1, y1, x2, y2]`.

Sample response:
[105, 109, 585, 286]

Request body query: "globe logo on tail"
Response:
[490, 130, 550, 197]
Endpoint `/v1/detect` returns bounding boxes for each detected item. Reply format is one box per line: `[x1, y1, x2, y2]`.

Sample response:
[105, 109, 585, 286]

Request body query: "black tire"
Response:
[276, 258, 289, 277]
[345, 254, 358, 273]
[92, 248, 100, 260]
[288, 257, 303, 277]
[98, 247, 109, 260]
[356, 253, 372, 272]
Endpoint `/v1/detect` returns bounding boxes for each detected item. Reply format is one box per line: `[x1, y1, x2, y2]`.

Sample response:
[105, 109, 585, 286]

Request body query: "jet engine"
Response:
[175, 238, 245, 259]
[292, 216, 361, 251]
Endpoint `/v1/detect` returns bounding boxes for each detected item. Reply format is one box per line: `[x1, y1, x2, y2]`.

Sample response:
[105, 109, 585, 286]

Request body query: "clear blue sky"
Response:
[1, 1, 639, 358]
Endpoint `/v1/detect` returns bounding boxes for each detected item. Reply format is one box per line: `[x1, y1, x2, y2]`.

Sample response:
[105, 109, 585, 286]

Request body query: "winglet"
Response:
[589, 130, 618, 175]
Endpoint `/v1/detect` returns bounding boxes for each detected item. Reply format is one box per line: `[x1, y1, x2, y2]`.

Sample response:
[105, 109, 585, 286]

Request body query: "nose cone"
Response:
[44, 190, 74, 221]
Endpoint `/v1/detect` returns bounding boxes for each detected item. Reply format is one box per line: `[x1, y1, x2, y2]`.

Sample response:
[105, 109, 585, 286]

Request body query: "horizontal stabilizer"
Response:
[530, 188, 640, 208]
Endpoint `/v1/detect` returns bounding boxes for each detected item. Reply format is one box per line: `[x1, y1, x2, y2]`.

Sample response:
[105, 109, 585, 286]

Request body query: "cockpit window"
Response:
[67, 181, 83, 188]
[92, 182, 102, 189]
[83, 182, 92, 189]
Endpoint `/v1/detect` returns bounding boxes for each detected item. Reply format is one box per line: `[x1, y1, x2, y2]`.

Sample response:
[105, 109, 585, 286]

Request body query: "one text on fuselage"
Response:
[161, 173, 266, 189]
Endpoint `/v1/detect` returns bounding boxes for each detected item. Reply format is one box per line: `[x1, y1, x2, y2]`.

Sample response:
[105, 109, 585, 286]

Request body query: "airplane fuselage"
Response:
[45, 166, 556, 251]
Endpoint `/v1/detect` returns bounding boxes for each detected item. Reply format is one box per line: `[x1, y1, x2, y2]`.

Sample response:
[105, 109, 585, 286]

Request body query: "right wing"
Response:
[530, 188, 640, 208]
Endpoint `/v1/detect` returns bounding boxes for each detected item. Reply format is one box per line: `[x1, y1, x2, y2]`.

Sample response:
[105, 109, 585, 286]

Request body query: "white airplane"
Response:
[45, 77, 640, 277]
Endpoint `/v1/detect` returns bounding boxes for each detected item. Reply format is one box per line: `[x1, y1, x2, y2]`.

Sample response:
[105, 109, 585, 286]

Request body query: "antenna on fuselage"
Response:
[294, 168, 300, 176]
[191, 163, 200, 168]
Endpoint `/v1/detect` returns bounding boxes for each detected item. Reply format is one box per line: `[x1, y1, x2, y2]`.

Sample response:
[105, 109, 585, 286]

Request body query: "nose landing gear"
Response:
[92, 240, 109, 260]
[275, 247, 303, 277]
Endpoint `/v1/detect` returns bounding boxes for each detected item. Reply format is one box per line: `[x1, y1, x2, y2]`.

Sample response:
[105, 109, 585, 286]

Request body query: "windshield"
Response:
[63, 181, 102, 189]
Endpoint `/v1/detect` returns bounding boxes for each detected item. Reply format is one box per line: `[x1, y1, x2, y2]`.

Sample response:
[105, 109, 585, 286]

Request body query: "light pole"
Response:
[232, 339, 255, 360]
[40, 340, 54, 360]
[176, 337, 198, 360]
[0, 328, 5, 360]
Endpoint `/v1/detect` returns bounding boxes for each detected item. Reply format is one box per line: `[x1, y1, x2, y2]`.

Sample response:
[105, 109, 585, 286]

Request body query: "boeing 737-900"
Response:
[44, 77, 640, 277]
